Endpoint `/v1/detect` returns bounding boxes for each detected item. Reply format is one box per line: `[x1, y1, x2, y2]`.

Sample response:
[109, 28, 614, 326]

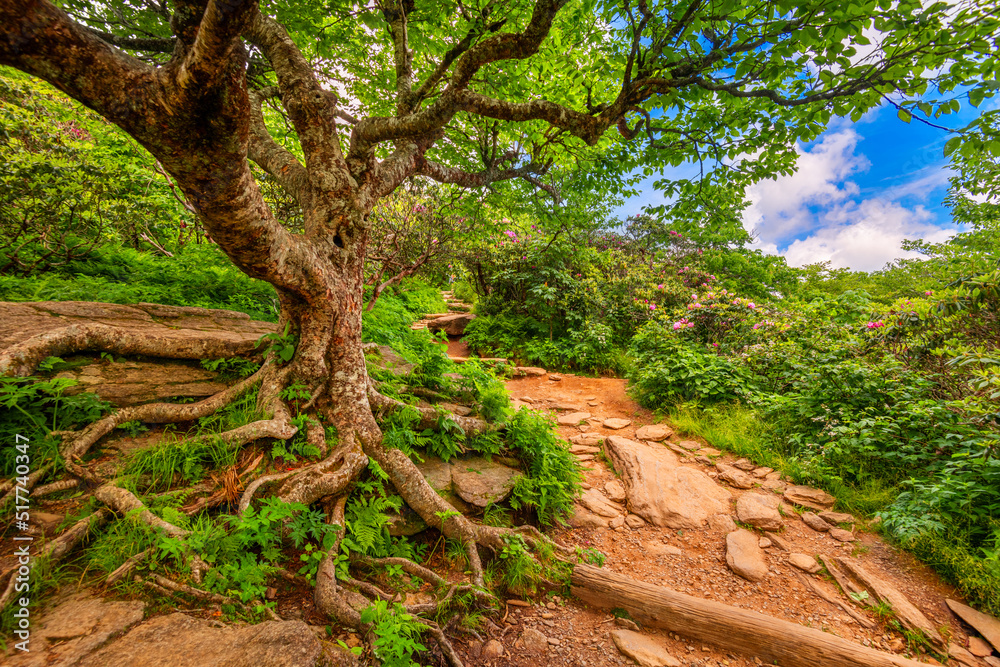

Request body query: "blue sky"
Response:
[615, 102, 987, 272]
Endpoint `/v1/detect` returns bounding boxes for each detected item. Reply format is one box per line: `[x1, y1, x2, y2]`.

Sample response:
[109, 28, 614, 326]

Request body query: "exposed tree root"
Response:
[95, 484, 189, 538]
[59, 363, 271, 462]
[369, 387, 491, 436]
[0, 463, 51, 511]
[0, 509, 110, 613]
[0, 323, 265, 377]
[33, 478, 80, 497]
[106, 548, 153, 586]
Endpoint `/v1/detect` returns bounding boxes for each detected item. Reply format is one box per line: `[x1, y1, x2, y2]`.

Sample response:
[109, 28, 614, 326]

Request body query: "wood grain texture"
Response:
[571, 564, 929, 667]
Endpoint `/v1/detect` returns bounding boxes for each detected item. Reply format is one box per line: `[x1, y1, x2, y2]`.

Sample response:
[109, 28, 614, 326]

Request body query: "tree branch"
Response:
[248, 88, 313, 209]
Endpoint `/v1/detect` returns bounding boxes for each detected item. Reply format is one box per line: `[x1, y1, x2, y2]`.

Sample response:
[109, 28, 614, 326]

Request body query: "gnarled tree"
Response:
[1, 0, 995, 657]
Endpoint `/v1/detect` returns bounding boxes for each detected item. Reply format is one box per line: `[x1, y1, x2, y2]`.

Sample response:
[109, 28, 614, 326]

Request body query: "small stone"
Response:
[678, 440, 700, 450]
[604, 479, 627, 503]
[726, 529, 768, 582]
[635, 424, 673, 442]
[507, 599, 530, 607]
[985, 657, 1000, 667]
[733, 458, 756, 471]
[801, 512, 831, 532]
[626, 514, 646, 529]
[610, 629, 682, 667]
[969, 637, 994, 657]
[788, 553, 821, 574]
[695, 455, 713, 465]
[540, 612, 555, 619]
[614, 617, 641, 632]
[548, 374, 562, 381]
[521, 628, 549, 653]
[709, 514, 738, 534]
[829, 528, 856, 542]
[647, 541, 682, 557]
[819, 511, 856, 526]
[610, 515, 626, 529]
[783, 485, 836, 511]
[547, 637, 560, 646]
[603, 418, 632, 430]
[758, 537, 772, 548]
[589, 401, 600, 406]
[482, 639, 505, 659]
[888, 638, 906, 652]
[570, 445, 601, 455]
[716, 463, 755, 489]
[699, 446, 722, 457]
[558, 411, 592, 426]
[752, 467, 774, 478]
[546, 601, 557, 609]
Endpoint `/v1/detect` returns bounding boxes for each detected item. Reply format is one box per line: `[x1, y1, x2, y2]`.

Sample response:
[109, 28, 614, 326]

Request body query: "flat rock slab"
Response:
[578, 488, 624, 518]
[0, 300, 274, 356]
[948, 599, 1000, 654]
[802, 512, 831, 532]
[819, 511, 856, 526]
[427, 313, 476, 335]
[835, 556, 945, 649]
[783, 485, 836, 511]
[634, 424, 672, 442]
[558, 411, 591, 426]
[735, 493, 783, 531]
[605, 436, 730, 529]
[726, 529, 768, 582]
[610, 629, 681, 667]
[570, 433, 605, 446]
[451, 456, 521, 508]
[6, 589, 146, 666]
[74, 613, 331, 667]
[512, 366, 547, 376]
[56, 359, 230, 407]
[603, 418, 632, 430]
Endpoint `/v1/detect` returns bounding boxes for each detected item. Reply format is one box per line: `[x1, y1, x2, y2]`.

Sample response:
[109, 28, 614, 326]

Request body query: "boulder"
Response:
[427, 313, 476, 335]
[716, 463, 755, 489]
[783, 485, 836, 511]
[603, 418, 632, 430]
[604, 436, 730, 529]
[451, 457, 521, 508]
[735, 493, 783, 531]
[610, 629, 681, 667]
[557, 411, 591, 426]
[73, 613, 331, 667]
[726, 529, 769, 582]
[788, 553, 822, 574]
[634, 424, 672, 442]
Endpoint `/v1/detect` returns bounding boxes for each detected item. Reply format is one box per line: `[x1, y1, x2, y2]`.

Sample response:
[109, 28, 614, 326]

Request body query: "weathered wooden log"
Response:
[571, 564, 928, 667]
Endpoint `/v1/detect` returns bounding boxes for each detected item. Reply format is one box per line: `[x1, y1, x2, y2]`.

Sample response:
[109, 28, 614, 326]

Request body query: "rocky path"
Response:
[478, 371, 1000, 667]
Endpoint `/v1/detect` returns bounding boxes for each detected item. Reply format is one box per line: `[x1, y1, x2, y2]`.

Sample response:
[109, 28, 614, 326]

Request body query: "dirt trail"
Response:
[472, 370, 983, 667]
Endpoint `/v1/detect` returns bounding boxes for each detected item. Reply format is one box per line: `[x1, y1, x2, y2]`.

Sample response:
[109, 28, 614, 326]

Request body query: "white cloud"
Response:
[744, 129, 869, 244]
[742, 129, 958, 272]
[781, 199, 955, 271]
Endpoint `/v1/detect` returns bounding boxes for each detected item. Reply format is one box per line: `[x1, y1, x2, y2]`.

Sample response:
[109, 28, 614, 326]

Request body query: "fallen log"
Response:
[571, 564, 929, 667]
